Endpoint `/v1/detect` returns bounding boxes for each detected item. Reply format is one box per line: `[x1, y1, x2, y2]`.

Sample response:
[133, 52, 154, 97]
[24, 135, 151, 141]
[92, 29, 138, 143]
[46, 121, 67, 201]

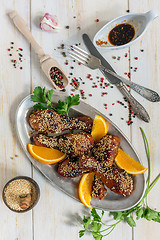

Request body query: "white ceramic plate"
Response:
[16, 94, 146, 211]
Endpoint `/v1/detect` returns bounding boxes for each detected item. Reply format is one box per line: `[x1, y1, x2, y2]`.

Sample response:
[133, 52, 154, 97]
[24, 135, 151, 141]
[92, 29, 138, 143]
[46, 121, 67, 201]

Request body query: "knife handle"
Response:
[102, 67, 160, 102]
[117, 83, 150, 122]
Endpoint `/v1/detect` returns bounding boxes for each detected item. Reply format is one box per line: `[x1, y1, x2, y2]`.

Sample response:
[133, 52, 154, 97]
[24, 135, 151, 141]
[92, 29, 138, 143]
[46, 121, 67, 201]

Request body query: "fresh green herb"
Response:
[31, 87, 55, 110]
[56, 94, 80, 116]
[79, 128, 160, 239]
[31, 86, 80, 116]
[31, 86, 46, 104]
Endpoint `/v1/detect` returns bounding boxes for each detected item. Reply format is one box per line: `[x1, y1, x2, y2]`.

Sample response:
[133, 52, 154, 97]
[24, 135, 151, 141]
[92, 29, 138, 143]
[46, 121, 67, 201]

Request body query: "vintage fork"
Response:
[68, 45, 160, 102]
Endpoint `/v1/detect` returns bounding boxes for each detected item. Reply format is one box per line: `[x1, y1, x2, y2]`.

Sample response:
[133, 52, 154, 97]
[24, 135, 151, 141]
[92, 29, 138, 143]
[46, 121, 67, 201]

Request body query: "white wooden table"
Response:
[0, 1, 160, 239]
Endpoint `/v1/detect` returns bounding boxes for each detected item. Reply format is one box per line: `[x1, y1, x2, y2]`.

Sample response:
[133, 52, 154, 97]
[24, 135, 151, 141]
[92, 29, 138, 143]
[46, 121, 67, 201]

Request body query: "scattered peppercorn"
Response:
[62, 52, 66, 57]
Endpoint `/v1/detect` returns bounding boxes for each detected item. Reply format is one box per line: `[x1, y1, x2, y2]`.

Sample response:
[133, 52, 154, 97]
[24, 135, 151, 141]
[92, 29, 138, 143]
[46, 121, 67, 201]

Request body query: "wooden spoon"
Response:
[8, 10, 68, 90]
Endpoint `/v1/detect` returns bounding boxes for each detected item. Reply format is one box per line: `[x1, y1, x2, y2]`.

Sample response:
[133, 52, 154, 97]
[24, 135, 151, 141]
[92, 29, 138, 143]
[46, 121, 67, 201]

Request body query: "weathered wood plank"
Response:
[0, 1, 33, 240]
[129, 0, 160, 239]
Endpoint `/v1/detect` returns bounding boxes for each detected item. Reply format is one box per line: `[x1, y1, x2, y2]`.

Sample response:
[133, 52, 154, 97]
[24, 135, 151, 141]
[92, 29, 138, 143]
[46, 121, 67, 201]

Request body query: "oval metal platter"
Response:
[16, 93, 146, 211]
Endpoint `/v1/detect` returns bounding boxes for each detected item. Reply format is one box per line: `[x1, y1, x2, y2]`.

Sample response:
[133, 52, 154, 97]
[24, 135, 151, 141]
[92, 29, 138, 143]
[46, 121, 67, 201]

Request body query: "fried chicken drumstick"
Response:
[92, 135, 120, 167]
[32, 132, 94, 157]
[58, 158, 107, 200]
[29, 109, 93, 134]
[79, 156, 133, 196]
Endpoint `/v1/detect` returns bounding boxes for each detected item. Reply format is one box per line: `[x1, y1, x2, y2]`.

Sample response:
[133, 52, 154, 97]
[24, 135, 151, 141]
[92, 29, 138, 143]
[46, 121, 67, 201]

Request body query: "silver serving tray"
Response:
[16, 93, 145, 211]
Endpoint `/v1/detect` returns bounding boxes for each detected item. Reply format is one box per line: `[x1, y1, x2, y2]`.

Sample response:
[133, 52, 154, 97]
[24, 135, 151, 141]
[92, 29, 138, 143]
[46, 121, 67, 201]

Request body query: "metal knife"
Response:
[82, 33, 150, 122]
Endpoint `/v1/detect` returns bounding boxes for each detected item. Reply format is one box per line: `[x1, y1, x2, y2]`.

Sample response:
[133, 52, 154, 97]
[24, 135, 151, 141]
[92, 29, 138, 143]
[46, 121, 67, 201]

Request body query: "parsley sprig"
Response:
[31, 86, 80, 116]
[79, 128, 160, 240]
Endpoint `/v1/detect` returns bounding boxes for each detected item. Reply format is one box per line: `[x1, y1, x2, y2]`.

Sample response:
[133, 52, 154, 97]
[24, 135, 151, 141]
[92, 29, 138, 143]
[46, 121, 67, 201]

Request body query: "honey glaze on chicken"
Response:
[58, 158, 88, 178]
[92, 135, 120, 167]
[32, 132, 94, 157]
[29, 109, 93, 134]
[79, 155, 133, 196]
[91, 174, 107, 200]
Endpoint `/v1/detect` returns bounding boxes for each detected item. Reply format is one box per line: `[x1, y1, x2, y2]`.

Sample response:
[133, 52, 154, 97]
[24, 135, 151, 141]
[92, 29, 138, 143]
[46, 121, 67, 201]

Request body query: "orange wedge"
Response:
[28, 144, 66, 164]
[115, 148, 148, 175]
[91, 115, 108, 142]
[78, 173, 95, 209]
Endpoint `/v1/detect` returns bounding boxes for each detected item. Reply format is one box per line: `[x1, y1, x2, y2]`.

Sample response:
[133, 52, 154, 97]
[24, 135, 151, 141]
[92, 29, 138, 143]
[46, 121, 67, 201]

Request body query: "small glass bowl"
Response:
[2, 176, 40, 213]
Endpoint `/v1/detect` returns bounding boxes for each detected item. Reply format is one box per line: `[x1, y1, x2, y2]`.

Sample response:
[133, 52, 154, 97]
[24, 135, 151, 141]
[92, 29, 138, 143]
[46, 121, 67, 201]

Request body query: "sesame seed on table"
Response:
[0, 0, 160, 240]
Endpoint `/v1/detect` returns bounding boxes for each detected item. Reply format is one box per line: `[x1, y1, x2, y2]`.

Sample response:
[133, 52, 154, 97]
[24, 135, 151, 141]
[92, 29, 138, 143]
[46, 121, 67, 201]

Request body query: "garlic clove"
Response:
[40, 13, 61, 32]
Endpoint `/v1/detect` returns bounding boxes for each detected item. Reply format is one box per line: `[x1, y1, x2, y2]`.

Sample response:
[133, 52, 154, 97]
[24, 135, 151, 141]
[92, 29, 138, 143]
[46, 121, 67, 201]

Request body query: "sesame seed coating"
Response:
[58, 158, 88, 178]
[92, 135, 120, 167]
[79, 155, 133, 196]
[32, 132, 94, 157]
[29, 109, 93, 134]
[91, 174, 107, 200]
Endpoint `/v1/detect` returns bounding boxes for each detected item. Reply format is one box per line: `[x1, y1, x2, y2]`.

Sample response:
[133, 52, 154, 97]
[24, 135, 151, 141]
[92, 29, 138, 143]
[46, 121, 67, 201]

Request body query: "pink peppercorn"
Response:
[96, 19, 99, 22]
[89, 94, 92, 96]
[135, 57, 138, 60]
[74, 81, 77, 86]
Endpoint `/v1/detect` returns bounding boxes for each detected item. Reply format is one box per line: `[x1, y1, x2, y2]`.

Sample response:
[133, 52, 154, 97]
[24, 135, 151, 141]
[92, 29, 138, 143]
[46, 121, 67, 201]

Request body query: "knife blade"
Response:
[82, 33, 150, 122]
